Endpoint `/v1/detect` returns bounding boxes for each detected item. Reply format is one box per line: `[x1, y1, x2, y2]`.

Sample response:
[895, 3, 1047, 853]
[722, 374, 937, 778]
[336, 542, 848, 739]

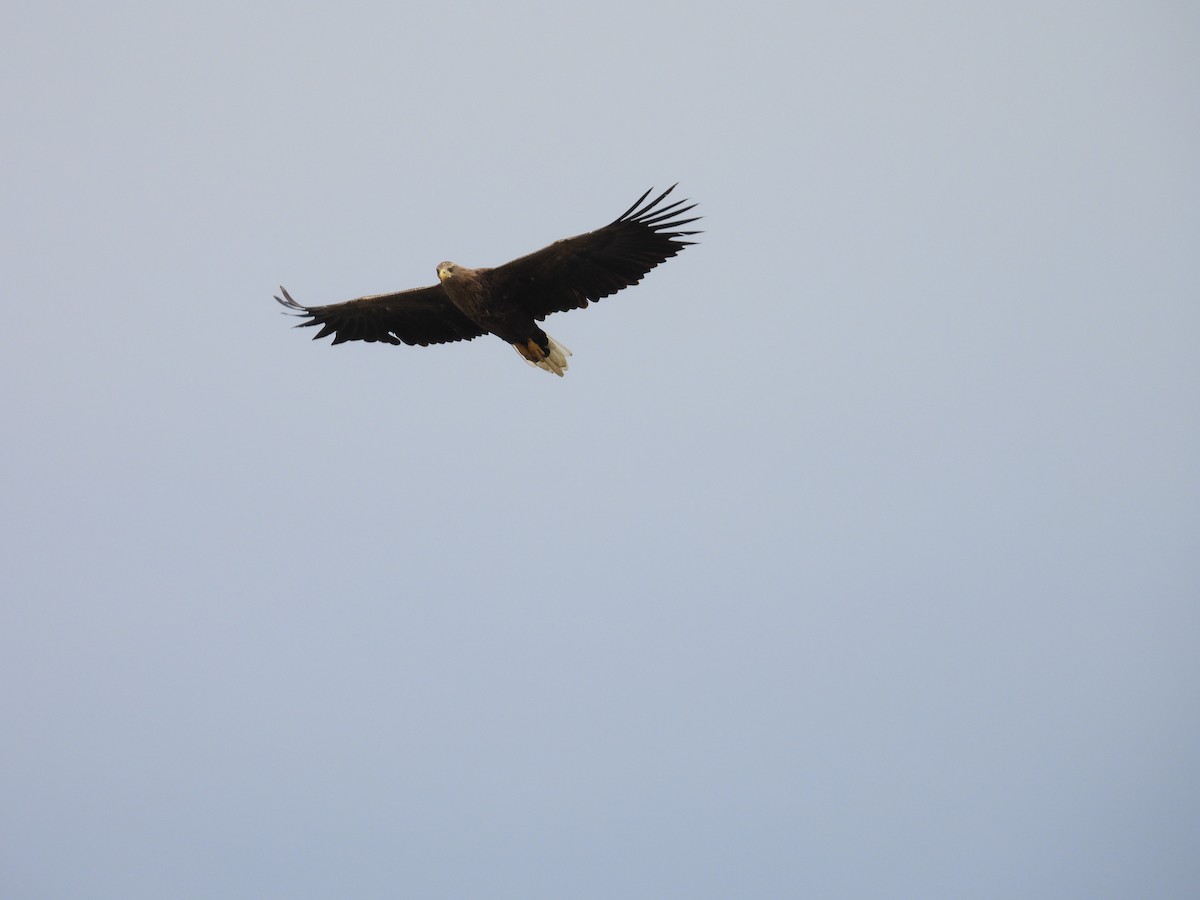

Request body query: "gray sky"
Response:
[2, 1, 1198, 897]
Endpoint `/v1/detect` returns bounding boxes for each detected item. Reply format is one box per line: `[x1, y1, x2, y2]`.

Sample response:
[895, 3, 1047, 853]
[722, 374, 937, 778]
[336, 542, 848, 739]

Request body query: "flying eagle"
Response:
[275, 186, 699, 376]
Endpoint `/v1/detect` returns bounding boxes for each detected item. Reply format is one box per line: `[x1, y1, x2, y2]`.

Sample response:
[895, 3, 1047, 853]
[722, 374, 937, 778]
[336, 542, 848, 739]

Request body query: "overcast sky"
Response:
[2, 1, 1198, 897]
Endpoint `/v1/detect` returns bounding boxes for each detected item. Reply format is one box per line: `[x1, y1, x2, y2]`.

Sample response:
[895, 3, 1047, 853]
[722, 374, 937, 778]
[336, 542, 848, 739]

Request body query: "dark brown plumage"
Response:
[275, 185, 700, 376]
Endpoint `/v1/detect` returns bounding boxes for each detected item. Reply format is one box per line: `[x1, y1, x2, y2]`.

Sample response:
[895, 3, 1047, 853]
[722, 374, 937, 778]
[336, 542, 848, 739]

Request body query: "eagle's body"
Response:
[434, 260, 572, 375]
[275, 186, 699, 376]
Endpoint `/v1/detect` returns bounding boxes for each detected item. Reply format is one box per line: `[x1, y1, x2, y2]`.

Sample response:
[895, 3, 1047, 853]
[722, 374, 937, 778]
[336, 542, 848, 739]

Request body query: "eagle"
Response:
[275, 186, 699, 376]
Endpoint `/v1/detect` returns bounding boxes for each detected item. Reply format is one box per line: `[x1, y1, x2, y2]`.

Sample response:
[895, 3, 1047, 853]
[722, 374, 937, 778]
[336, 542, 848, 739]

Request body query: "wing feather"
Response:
[274, 284, 486, 347]
[484, 185, 700, 320]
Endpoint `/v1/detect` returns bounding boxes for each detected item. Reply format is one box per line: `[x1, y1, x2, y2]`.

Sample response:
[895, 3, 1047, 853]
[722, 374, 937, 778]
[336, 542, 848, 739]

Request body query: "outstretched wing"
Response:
[275, 284, 486, 346]
[484, 185, 700, 320]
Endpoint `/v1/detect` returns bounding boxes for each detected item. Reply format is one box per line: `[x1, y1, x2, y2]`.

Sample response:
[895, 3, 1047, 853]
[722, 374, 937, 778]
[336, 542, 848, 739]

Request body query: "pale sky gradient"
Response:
[3, 1, 1198, 897]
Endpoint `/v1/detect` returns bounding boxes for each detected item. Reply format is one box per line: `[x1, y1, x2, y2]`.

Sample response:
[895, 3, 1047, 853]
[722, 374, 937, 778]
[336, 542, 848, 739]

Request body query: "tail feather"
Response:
[514, 335, 572, 377]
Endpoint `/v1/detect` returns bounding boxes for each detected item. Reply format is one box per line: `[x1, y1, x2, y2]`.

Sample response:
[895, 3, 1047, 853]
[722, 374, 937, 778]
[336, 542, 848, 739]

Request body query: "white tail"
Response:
[517, 334, 572, 377]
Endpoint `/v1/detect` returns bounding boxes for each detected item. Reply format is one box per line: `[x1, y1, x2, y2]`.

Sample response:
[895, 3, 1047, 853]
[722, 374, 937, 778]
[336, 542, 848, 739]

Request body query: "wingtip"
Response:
[275, 285, 305, 312]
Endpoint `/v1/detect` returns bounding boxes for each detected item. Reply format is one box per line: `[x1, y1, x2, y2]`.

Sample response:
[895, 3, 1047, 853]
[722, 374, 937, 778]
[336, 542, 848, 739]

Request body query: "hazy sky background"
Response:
[2, 1, 1197, 897]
